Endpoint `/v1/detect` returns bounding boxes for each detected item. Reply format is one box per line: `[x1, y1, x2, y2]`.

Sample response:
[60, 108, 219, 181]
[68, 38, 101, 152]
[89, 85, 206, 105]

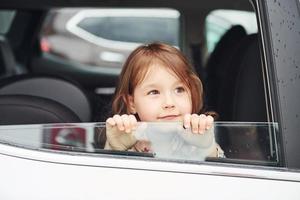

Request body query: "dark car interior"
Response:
[0, 0, 267, 123]
[0, 0, 276, 163]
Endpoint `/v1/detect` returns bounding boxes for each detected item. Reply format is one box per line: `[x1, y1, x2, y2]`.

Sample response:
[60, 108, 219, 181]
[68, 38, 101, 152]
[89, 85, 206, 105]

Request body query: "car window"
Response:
[74, 11, 179, 46]
[205, 9, 258, 54]
[0, 0, 291, 171]
[40, 8, 180, 68]
[0, 122, 280, 166]
[0, 10, 15, 34]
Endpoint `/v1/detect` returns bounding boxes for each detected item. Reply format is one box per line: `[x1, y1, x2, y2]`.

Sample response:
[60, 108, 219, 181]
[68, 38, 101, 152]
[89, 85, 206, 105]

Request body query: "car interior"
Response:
[0, 0, 275, 163]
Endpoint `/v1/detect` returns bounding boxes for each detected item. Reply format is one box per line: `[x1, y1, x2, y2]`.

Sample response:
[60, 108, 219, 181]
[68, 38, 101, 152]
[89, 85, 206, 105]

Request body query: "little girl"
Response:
[105, 42, 223, 157]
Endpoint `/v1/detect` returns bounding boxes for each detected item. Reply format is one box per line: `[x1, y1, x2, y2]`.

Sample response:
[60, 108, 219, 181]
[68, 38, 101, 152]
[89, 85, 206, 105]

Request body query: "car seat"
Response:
[215, 34, 269, 160]
[231, 34, 267, 121]
[214, 33, 267, 122]
[205, 25, 247, 115]
[0, 94, 80, 125]
[0, 75, 92, 122]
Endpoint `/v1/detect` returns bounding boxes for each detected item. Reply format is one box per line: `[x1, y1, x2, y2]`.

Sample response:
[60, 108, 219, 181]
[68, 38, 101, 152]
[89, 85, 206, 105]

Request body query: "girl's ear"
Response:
[126, 95, 136, 114]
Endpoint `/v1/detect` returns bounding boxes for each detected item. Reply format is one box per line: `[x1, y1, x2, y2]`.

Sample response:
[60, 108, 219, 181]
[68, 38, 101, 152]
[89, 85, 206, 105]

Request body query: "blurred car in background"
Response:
[41, 8, 180, 68]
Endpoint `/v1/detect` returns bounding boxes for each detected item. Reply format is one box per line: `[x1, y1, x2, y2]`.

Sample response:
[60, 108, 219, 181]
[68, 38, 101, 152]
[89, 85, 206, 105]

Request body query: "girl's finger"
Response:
[129, 115, 138, 130]
[198, 114, 207, 134]
[106, 117, 116, 127]
[134, 140, 151, 152]
[121, 114, 131, 133]
[205, 115, 214, 130]
[183, 114, 191, 129]
[191, 114, 199, 133]
[113, 114, 124, 131]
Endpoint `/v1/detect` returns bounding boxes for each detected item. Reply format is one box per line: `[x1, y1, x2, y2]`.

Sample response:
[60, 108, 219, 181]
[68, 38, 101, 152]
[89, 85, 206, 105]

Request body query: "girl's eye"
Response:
[175, 86, 186, 94]
[147, 90, 159, 95]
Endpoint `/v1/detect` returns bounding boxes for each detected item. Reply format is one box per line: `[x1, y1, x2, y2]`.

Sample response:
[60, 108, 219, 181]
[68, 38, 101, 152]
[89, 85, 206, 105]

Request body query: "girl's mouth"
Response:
[158, 115, 180, 120]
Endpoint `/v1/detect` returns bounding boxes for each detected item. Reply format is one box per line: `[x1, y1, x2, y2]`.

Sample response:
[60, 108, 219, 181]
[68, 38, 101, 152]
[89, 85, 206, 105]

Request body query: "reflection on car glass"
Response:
[0, 122, 279, 166]
[134, 122, 216, 161]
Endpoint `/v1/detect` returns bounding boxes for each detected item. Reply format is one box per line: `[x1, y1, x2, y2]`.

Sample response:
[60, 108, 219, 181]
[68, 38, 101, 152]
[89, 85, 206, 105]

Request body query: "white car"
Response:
[0, 122, 299, 199]
[0, 0, 300, 199]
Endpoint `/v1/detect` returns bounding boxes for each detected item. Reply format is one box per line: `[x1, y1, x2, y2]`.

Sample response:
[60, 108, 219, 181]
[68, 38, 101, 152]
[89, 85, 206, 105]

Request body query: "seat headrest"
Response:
[206, 25, 247, 69]
[0, 75, 92, 122]
[0, 94, 81, 125]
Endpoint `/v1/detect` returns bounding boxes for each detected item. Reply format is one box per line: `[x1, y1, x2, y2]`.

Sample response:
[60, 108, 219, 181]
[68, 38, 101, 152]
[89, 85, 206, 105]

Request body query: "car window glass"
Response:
[0, 10, 15, 34]
[40, 8, 180, 68]
[205, 9, 257, 54]
[0, 122, 279, 166]
[76, 17, 179, 46]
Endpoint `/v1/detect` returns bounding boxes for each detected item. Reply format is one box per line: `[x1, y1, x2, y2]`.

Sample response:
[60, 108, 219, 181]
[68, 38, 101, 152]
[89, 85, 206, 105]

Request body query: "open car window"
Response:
[0, 122, 279, 166]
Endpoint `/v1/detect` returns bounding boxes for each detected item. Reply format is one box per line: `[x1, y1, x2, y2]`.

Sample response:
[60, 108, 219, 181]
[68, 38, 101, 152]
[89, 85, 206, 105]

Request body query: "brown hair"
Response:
[112, 42, 204, 116]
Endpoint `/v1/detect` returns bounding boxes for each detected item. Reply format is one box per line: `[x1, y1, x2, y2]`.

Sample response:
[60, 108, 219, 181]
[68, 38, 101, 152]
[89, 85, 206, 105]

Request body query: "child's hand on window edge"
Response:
[183, 114, 214, 134]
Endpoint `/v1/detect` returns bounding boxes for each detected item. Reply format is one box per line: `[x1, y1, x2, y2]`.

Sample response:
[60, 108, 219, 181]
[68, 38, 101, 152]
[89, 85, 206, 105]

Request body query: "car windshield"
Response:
[0, 122, 279, 166]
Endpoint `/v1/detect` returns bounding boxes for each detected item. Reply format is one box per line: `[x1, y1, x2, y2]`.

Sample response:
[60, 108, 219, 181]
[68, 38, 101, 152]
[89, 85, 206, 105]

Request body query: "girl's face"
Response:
[128, 64, 192, 122]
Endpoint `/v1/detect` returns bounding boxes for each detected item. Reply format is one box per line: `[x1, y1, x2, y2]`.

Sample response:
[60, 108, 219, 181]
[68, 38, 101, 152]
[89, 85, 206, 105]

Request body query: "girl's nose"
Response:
[163, 93, 175, 109]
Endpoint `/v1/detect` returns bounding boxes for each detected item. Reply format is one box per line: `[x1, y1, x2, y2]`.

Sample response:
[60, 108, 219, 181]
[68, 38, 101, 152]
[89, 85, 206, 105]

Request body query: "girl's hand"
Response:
[105, 114, 138, 151]
[183, 114, 214, 134]
[106, 114, 138, 133]
[181, 114, 218, 157]
[133, 140, 152, 153]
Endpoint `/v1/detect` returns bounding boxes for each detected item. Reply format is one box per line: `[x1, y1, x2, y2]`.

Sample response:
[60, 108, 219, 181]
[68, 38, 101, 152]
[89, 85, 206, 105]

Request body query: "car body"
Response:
[0, 0, 300, 199]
